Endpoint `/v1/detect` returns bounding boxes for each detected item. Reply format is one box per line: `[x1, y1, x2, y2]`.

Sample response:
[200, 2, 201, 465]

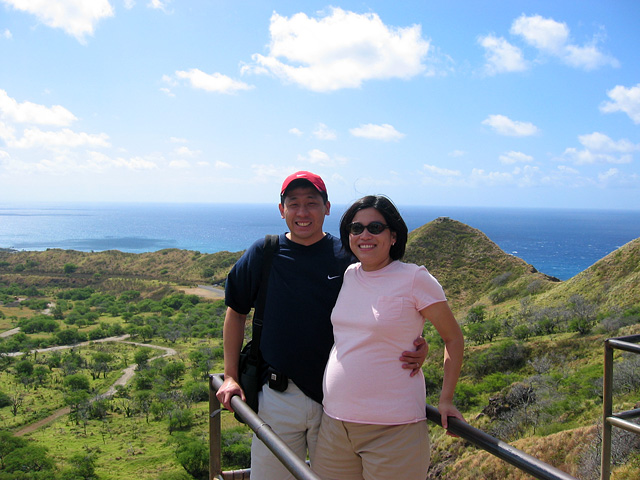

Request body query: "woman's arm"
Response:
[420, 301, 465, 431]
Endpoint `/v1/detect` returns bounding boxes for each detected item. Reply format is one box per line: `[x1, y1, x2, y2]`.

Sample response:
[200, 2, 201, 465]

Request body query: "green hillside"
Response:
[1, 219, 639, 480]
[404, 217, 560, 312]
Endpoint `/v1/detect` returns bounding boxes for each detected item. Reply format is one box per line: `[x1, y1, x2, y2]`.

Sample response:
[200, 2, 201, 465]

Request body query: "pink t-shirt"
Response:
[322, 261, 446, 425]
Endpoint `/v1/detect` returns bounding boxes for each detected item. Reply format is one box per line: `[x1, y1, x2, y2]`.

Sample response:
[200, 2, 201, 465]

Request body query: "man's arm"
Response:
[400, 336, 429, 377]
[215, 307, 247, 412]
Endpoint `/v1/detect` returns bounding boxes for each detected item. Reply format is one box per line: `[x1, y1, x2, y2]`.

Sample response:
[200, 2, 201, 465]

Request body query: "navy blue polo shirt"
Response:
[225, 232, 353, 404]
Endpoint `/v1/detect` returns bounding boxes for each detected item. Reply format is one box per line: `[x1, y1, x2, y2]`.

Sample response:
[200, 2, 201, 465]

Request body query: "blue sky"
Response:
[0, 0, 639, 209]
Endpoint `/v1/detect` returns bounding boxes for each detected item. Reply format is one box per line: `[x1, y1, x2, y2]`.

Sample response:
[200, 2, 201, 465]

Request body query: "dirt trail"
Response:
[182, 284, 224, 299]
[0, 327, 20, 338]
[13, 337, 177, 437]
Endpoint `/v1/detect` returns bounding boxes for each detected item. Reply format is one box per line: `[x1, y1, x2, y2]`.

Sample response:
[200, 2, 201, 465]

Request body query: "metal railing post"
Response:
[209, 375, 223, 480]
[600, 334, 640, 480]
[601, 339, 614, 480]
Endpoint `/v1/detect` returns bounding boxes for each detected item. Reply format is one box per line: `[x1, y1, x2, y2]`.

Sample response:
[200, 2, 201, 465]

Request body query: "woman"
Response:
[313, 195, 465, 480]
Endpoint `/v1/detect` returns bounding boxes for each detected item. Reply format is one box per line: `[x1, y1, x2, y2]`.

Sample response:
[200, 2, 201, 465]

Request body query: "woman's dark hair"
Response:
[339, 195, 408, 260]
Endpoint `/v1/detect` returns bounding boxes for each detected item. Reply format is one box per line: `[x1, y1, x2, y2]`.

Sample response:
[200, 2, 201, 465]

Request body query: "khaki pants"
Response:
[313, 413, 430, 480]
[250, 381, 323, 480]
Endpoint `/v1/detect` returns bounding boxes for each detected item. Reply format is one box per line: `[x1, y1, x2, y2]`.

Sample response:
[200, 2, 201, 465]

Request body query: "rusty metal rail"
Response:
[601, 334, 640, 480]
[209, 373, 578, 480]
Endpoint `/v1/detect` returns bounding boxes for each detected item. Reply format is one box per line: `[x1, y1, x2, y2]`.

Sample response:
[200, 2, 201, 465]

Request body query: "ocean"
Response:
[1, 202, 640, 281]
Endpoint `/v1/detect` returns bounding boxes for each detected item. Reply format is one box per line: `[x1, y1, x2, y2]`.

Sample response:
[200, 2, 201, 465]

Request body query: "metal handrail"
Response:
[601, 334, 640, 480]
[209, 374, 321, 480]
[425, 404, 576, 480]
[209, 373, 577, 480]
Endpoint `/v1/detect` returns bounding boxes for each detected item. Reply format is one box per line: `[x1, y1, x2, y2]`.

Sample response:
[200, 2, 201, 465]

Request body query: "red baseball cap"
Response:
[280, 171, 327, 197]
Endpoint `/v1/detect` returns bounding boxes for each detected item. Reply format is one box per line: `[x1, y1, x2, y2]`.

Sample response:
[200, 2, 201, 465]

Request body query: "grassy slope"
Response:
[0, 248, 243, 287]
[404, 217, 559, 314]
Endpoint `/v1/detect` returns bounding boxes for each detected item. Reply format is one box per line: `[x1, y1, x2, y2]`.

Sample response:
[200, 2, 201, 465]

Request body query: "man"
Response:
[216, 171, 426, 480]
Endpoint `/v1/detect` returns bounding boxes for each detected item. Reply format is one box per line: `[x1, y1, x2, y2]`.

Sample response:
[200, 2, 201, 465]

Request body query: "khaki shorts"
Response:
[313, 413, 430, 480]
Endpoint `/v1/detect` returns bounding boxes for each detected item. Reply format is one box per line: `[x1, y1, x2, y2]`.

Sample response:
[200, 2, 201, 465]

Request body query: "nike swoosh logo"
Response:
[327, 275, 340, 280]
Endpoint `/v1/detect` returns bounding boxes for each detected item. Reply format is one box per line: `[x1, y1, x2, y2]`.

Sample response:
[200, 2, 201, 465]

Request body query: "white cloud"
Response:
[510, 14, 618, 70]
[579, 132, 638, 153]
[598, 168, 619, 182]
[482, 115, 539, 137]
[2, 150, 158, 175]
[148, 0, 171, 13]
[448, 150, 466, 157]
[0, 90, 77, 126]
[8, 127, 110, 149]
[88, 151, 158, 170]
[289, 127, 303, 136]
[468, 168, 514, 186]
[0, 121, 16, 143]
[349, 123, 405, 141]
[478, 34, 527, 75]
[159, 87, 175, 97]
[313, 123, 337, 140]
[557, 165, 579, 175]
[499, 151, 534, 164]
[561, 132, 638, 165]
[174, 146, 200, 157]
[511, 14, 569, 53]
[214, 160, 231, 169]
[600, 83, 640, 124]
[1, 0, 114, 43]
[2, 29, 11, 39]
[172, 69, 254, 94]
[298, 148, 346, 167]
[244, 7, 430, 92]
[169, 159, 190, 169]
[562, 148, 631, 165]
[106, 156, 158, 170]
[423, 164, 461, 176]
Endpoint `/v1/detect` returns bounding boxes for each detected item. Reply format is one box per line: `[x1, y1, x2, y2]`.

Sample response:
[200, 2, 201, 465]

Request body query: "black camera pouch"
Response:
[267, 366, 288, 392]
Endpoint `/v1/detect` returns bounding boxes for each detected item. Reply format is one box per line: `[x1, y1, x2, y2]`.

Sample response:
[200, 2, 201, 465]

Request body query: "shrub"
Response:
[183, 381, 209, 403]
[488, 286, 519, 304]
[64, 263, 78, 274]
[466, 340, 528, 379]
[222, 427, 252, 470]
[175, 437, 209, 480]
[492, 272, 514, 287]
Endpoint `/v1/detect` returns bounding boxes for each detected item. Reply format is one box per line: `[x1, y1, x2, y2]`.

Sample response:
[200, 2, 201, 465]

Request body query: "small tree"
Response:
[65, 373, 91, 392]
[163, 361, 186, 385]
[568, 294, 597, 334]
[10, 391, 24, 416]
[465, 305, 487, 324]
[64, 263, 78, 274]
[62, 452, 99, 480]
[134, 347, 154, 369]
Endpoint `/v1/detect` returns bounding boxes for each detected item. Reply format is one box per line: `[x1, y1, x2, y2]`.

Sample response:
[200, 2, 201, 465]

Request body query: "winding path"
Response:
[5, 285, 212, 436]
[12, 335, 177, 437]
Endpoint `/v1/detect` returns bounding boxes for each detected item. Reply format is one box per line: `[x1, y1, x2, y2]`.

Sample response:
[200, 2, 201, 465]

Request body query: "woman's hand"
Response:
[438, 400, 465, 436]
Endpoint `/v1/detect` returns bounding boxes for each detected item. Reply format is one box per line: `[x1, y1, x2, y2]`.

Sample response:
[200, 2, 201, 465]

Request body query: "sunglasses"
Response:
[347, 221, 389, 235]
